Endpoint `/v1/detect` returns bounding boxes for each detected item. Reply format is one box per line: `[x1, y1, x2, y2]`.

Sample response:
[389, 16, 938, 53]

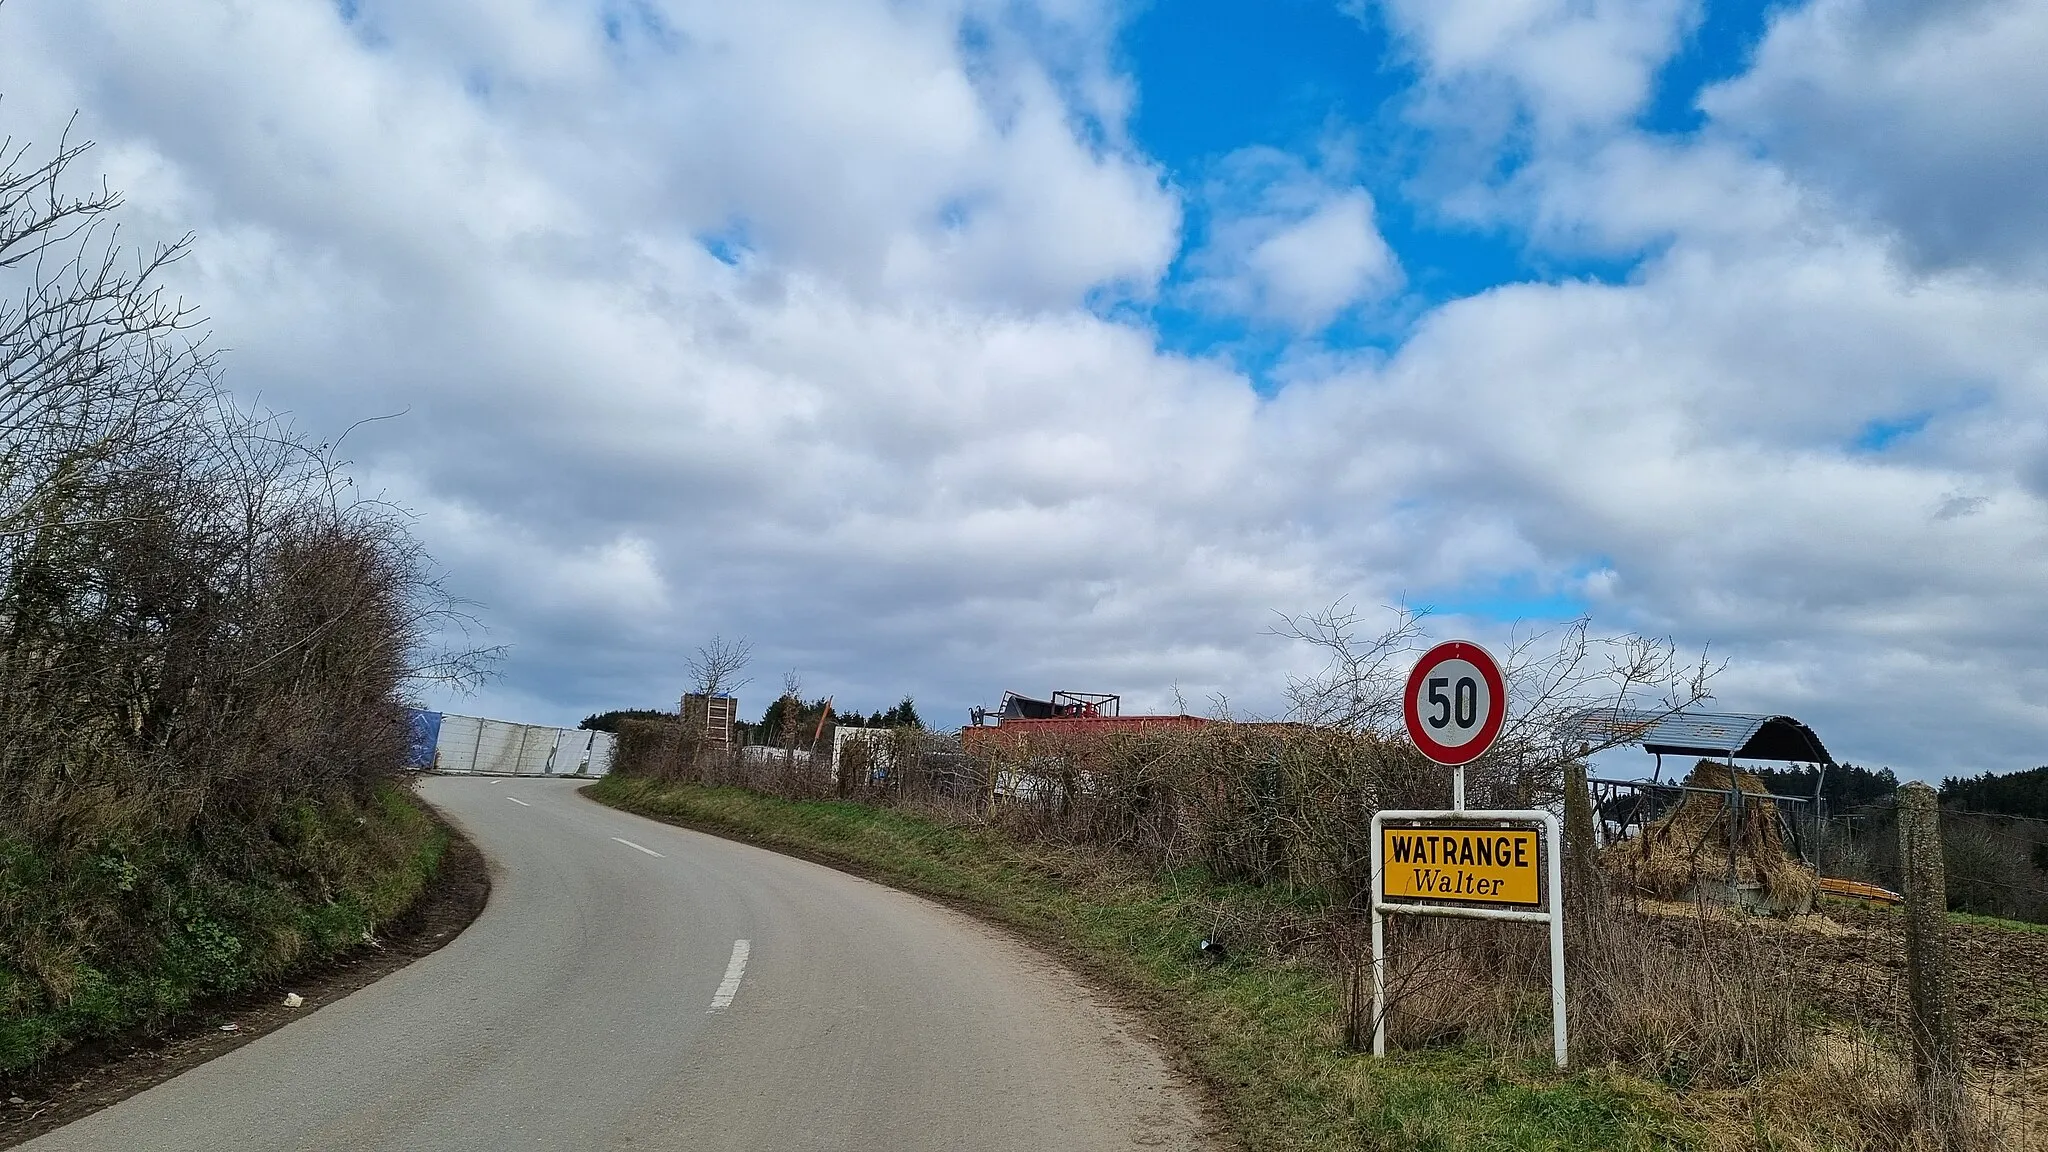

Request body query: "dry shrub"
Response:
[1707, 1031, 2024, 1152]
[969, 723, 1453, 905]
[613, 717, 690, 780]
[1569, 901, 1805, 1087]
[1367, 916, 1553, 1055]
[1348, 897, 2024, 1150]
[1347, 890, 1808, 1089]
[1, 122, 481, 1064]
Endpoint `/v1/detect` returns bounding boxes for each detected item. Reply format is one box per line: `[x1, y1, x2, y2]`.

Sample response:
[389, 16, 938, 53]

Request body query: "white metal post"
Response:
[1370, 885, 1387, 1057]
[1544, 812, 1567, 1067]
[1452, 765, 1465, 813]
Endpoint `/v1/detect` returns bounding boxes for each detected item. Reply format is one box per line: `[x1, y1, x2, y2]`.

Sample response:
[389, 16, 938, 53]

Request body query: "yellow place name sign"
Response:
[1380, 826, 1542, 906]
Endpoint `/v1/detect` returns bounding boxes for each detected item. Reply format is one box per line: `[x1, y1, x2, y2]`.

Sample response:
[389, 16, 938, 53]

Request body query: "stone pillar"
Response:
[1897, 782, 1958, 1099]
[1563, 760, 1602, 925]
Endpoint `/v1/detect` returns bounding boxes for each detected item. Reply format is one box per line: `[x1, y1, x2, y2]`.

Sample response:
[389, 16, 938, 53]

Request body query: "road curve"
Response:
[25, 777, 1210, 1151]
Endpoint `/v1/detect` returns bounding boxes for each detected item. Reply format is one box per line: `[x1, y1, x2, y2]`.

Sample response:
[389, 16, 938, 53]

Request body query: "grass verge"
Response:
[588, 776, 1699, 1151]
[0, 781, 447, 1074]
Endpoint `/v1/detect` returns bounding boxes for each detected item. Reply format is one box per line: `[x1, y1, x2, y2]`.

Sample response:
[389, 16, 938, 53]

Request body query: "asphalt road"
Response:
[25, 777, 1209, 1151]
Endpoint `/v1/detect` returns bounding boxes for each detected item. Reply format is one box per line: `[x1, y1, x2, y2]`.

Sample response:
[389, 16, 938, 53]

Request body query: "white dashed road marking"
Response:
[505, 797, 531, 806]
[612, 837, 665, 858]
[709, 940, 751, 1012]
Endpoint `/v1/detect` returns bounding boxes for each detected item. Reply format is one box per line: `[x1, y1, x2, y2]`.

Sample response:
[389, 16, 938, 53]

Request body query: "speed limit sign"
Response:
[1402, 641, 1507, 766]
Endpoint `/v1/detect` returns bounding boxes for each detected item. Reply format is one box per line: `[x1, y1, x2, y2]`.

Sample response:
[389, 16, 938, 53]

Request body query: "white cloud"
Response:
[1313, 216, 2048, 772]
[7, 0, 2048, 777]
[1184, 148, 1401, 331]
[1349, 0, 1707, 248]
[1245, 195, 1397, 329]
[1372, 0, 1699, 138]
[1702, 0, 2048, 275]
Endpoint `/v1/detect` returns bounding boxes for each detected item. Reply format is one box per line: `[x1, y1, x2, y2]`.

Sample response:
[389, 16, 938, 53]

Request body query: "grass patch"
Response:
[1821, 895, 2048, 935]
[588, 776, 1698, 1152]
[1948, 909, 2048, 935]
[0, 782, 446, 1074]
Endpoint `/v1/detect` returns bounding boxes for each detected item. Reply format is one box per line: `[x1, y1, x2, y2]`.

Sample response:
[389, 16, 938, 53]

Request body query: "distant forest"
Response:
[1750, 763, 1900, 808]
[582, 698, 924, 744]
[1940, 765, 2048, 820]
[581, 709, 672, 732]
[1750, 761, 2048, 821]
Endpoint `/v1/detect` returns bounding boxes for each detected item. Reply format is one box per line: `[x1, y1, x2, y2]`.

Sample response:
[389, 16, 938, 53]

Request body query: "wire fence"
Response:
[1824, 802, 2048, 922]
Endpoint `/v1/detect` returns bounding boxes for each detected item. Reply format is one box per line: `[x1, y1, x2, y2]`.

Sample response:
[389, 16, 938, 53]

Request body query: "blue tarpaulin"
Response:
[407, 709, 444, 769]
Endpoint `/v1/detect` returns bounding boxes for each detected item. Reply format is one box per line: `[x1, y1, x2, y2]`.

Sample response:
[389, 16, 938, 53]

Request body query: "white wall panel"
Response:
[586, 731, 616, 775]
[435, 714, 484, 774]
[470, 720, 528, 776]
[428, 714, 617, 776]
[514, 725, 559, 775]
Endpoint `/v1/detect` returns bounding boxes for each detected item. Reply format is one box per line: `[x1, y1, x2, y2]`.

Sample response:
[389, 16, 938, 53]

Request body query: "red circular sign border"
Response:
[1402, 641, 1508, 766]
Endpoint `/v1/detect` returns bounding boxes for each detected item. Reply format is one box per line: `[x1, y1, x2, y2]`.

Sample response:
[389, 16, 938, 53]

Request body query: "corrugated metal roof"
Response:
[1567, 707, 1832, 763]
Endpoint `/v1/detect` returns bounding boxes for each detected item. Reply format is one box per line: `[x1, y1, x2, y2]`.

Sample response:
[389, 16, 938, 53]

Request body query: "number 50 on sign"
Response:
[1401, 641, 1507, 767]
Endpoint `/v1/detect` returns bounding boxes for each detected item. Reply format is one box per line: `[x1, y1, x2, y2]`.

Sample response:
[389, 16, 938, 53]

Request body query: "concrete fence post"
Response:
[1563, 760, 1601, 928]
[1896, 782, 1959, 1106]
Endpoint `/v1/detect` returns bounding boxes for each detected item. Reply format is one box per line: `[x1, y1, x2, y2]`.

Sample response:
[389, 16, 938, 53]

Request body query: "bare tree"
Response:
[1491, 617, 1720, 773]
[776, 668, 803, 750]
[1273, 601, 1719, 808]
[0, 109, 493, 1065]
[1269, 600, 1429, 735]
[685, 634, 752, 698]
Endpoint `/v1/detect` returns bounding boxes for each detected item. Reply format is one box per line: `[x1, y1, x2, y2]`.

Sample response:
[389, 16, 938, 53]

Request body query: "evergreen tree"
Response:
[1940, 765, 2048, 819]
[580, 709, 673, 733]
[1751, 762, 1899, 808]
[878, 696, 922, 728]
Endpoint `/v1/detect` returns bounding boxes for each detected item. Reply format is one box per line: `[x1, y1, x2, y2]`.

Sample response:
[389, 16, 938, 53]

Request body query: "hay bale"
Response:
[1610, 761, 1816, 915]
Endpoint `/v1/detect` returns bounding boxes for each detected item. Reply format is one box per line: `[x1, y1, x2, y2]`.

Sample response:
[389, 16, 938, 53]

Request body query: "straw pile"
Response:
[1612, 760, 1816, 915]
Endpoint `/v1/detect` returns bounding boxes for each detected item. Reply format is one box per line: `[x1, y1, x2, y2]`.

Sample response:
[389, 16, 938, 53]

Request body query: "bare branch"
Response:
[685, 634, 753, 698]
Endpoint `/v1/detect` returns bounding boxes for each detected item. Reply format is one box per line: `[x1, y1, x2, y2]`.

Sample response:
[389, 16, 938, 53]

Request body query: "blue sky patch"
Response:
[1854, 411, 1934, 453]
[1115, 0, 1766, 379]
[699, 221, 753, 267]
[1413, 571, 1599, 626]
[1640, 0, 1786, 135]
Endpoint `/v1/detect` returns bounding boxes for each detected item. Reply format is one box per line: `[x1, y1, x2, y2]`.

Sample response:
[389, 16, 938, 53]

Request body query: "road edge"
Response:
[577, 782, 1233, 1148]
[0, 792, 492, 1149]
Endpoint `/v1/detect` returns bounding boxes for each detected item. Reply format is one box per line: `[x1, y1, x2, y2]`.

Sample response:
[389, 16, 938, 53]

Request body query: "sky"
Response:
[4, 0, 2046, 778]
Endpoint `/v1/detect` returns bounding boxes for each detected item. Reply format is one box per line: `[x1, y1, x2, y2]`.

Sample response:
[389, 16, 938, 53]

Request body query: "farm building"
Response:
[962, 690, 1209, 757]
[1572, 707, 1839, 913]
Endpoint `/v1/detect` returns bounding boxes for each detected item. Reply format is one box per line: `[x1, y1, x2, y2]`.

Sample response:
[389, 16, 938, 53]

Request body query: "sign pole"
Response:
[1547, 815, 1567, 1067]
[1370, 891, 1387, 1057]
